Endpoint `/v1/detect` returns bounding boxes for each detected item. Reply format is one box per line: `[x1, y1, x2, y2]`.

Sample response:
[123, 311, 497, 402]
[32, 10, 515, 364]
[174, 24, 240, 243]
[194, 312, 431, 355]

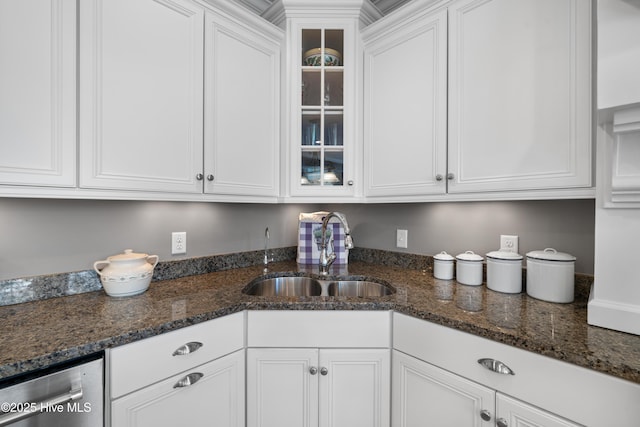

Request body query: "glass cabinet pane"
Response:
[299, 28, 345, 187]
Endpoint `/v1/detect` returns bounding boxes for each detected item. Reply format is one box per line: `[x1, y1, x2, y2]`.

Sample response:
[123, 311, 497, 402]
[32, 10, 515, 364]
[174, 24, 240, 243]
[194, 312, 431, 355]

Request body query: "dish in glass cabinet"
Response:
[303, 48, 342, 66]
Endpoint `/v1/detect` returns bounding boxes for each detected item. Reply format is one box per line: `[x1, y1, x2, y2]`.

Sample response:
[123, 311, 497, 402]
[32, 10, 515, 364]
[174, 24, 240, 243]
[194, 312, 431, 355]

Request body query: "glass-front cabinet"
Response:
[290, 21, 356, 199]
[300, 29, 345, 188]
[268, 0, 381, 200]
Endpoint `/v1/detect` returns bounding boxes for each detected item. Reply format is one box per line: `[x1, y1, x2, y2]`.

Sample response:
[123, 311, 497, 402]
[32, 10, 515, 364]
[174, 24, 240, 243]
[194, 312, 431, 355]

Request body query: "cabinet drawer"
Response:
[393, 313, 640, 426]
[111, 349, 245, 427]
[247, 310, 391, 348]
[110, 312, 244, 398]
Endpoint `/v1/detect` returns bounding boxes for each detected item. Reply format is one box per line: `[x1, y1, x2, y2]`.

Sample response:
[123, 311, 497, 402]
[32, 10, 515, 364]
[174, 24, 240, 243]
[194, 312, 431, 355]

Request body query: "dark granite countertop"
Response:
[1, 260, 639, 385]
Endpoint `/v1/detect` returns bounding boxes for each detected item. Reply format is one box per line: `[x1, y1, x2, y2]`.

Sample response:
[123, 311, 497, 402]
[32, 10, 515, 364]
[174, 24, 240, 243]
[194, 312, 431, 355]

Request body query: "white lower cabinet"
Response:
[392, 350, 580, 427]
[246, 310, 392, 427]
[393, 312, 640, 427]
[392, 350, 494, 426]
[111, 350, 244, 427]
[108, 312, 245, 427]
[247, 348, 390, 427]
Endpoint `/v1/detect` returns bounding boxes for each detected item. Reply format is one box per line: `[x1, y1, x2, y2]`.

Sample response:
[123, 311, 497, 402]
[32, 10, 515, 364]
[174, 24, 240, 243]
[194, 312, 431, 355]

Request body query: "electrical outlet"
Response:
[172, 231, 187, 255]
[396, 229, 408, 249]
[500, 234, 519, 254]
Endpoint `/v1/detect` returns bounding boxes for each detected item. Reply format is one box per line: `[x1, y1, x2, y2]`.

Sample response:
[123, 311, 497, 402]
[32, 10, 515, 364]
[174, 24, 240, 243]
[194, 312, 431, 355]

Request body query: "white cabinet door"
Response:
[0, 0, 76, 187]
[319, 349, 390, 427]
[363, 6, 447, 198]
[392, 350, 495, 427]
[496, 394, 582, 427]
[79, 0, 204, 193]
[447, 0, 592, 194]
[111, 349, 245, 427]
[204, 10, 281, 198]
[247, 348, 319, 427]
[247, 348, 390, 427]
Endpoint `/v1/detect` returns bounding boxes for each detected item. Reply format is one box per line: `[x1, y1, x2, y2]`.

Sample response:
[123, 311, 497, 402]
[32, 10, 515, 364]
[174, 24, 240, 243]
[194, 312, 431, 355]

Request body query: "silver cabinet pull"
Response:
[477, 358, 515, 375]
[497, 418, 508, 427]
[173, 372, 204, 388]
[436, 174, 444, 181]
[173, 341, 203, 356]
[0, 388, 83, 426]
[309, 367, 318, 375]
[207, 174, 214, 181]
[480, 409, 492, 421]
[447, 172, 455, 180]
[347, 180, 354, 186]
[320, 367, 328, 376]
[196, 173, 204, 180]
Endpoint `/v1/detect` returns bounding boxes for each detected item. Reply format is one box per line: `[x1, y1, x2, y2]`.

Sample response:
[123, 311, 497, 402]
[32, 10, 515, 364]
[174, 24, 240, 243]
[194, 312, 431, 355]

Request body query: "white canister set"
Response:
[433, 247, 576, 303]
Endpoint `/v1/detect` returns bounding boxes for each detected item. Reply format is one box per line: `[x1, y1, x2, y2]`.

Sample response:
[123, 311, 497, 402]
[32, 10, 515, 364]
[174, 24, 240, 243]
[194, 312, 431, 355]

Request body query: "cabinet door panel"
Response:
[448, 0, 591, 193]
[111, 350, 245, 427]
[392, 350, 494, 427]
[496, 394, 582, 427]
[80, 0, 204, 193]
[204, 11, 280, 197]
[0, 0, 76, 187]
[364, 8, 447, 197]
[247, 348, 319, 427]
[319, 349, 390, 427]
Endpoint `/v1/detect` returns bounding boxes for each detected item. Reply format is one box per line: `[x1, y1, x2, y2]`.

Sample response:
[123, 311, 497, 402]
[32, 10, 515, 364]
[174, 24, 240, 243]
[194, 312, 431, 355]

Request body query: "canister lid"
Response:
[456, 251, 483, 262]
[434, 251, 454, 261]
[108, 249, 149, 262]
[526, 248, 576, 262]
[486, 250, 523, 261]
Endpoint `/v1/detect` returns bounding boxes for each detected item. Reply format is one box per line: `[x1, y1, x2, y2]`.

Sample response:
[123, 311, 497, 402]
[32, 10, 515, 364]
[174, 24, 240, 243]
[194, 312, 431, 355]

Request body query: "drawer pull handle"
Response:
[173, 341, 203, 356]
[477, 358, 515, 375]
[309, 367, 318, 375]
[320, 367, 328, 376]
[173, 372, 204, 388]
[480, 409, 492, 421]
[497, 418, 508, 427]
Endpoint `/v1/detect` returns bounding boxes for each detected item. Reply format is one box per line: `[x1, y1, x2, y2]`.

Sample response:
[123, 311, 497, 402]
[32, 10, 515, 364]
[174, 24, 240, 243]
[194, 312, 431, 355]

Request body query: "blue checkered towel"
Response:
[297, 212, 349, 265]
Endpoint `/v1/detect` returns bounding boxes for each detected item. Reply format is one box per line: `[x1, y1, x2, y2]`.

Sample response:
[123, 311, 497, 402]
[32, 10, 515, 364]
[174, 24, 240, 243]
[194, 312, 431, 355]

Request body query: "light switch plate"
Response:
[396, 229, 408, 249]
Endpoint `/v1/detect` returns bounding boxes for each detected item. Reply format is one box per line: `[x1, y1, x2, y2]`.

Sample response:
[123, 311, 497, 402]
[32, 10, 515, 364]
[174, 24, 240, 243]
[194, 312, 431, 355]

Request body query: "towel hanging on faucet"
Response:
[296, 211, 349, 265]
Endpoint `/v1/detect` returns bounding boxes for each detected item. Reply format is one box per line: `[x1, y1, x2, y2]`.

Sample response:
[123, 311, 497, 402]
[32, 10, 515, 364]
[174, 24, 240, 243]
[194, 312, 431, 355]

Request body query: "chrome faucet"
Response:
[263, 227, 270, 272]
[319, 212, 354, 275]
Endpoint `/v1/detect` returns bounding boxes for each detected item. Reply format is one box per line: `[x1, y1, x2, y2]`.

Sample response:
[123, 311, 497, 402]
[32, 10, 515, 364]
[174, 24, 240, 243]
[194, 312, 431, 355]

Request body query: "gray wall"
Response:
[0, 198, 594, 280]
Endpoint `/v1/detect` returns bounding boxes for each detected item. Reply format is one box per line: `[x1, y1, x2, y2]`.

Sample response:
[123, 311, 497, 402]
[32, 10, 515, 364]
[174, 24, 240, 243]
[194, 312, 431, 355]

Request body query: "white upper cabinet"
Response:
[203, 8, 281, 199]
[0, 0, 76, 187]
[79, 0, 282, 201]
[79, 0, 205, 194]
[363, 4, 447, 197]
[268, 0, 382, 202]
[447, 0, 592, 194]
[363, 0, 593, 201]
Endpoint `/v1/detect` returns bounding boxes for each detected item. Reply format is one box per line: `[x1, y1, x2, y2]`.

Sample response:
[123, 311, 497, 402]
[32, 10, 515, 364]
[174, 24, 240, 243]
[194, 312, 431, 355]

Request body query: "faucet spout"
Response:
[319, 212, 354, 275]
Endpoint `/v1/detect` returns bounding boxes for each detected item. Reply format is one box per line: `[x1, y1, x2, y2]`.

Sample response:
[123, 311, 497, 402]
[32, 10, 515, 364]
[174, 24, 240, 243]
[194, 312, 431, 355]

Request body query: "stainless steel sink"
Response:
[243, 276, 323, 297]
[327, 280, 395, 297]
[243, 274, 395, 298]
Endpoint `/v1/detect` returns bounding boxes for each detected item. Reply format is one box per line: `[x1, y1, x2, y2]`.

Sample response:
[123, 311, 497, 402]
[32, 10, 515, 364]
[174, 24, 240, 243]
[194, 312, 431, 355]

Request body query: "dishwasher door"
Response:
[0, 356, 103, 427]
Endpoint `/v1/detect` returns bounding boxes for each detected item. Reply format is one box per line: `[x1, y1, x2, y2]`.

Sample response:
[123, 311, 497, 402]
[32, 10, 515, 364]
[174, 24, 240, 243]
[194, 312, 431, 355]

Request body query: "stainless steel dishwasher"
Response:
[0, 354, 103, 426]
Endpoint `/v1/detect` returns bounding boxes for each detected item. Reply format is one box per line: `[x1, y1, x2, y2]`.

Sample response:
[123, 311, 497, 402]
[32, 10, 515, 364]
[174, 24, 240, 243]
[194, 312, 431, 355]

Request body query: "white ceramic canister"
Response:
[94, 249, 159, 297]
[455, 251, 484, 286]
[486, 250, 523, 294]
[433, 251, 455, 280]
[526, 248, 576, 303]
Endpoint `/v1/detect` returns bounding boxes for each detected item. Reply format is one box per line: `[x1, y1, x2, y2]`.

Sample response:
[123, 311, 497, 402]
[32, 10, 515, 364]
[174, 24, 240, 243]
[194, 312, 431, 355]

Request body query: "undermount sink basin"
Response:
[327, 280, 395, 297]
[243, 276, 323, 297]
[243, 274, 395, 298]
